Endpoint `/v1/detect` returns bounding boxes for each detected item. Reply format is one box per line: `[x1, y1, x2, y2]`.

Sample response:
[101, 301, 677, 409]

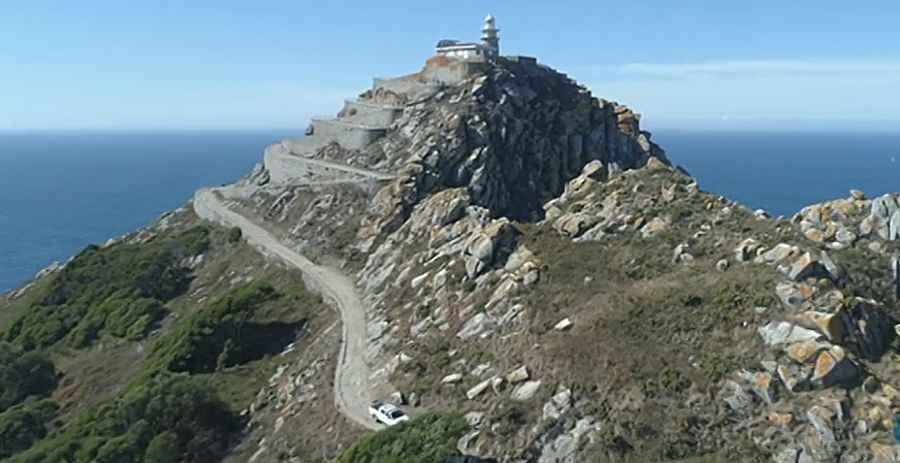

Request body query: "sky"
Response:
[2, 1, 900, 131]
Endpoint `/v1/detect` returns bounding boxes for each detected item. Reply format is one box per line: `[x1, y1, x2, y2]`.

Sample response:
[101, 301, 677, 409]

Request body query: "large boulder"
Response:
[640, 215, 671, 238]
[511, 380, 542, 401]
[553, 212, 600, 238]
[463, 219, 520, 278]
[786, 252, 838, 282]
[763, 243, 798, 264]
[457, 313, 497, 340]
[758, 321, 822, 347]
[735, 238, 761, 262]
[467, 379, 493, 400]
[535, 417, 601, 463]
[811, 345, 859, 388]
[891, 210, 900, 241]
[407, 188, 471, 234]
[505, 366, 530, 384]
[869, 194, 900, 240]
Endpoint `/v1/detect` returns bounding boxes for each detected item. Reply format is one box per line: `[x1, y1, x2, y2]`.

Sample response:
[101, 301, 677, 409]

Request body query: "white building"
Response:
[435, 15, 500, 61]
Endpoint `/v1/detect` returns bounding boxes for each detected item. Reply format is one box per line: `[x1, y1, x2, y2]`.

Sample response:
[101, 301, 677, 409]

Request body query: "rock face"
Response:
[359, 57, 669, 239]
[870, 194, 900, 240]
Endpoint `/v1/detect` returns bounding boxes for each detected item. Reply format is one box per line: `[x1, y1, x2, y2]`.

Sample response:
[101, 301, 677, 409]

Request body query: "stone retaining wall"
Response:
[340, 100, 403, 127]
[264, 143, 359, 184]
[281, 137, 331, 156]
[310, 119, 386, 150]
[372, 77, 442, 101]
[420, 55, 486, 85]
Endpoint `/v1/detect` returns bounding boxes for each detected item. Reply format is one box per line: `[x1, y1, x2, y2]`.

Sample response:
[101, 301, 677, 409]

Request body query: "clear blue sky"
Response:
[3, 1, 900, 131]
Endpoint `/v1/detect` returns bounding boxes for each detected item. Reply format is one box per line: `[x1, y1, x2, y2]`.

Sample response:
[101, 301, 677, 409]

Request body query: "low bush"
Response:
[3, 226, 209, 350]
[0, 342, 57, 412]
[0, 399, 59, 459]
[337, 413, 469, 463]
[145, 281, 294, 375]
[11, 373, 241, 463]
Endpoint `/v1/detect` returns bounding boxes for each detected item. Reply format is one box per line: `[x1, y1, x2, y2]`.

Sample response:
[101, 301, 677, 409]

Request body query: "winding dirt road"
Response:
[193, 188, 377, 430]
[295, 156, 396, 181]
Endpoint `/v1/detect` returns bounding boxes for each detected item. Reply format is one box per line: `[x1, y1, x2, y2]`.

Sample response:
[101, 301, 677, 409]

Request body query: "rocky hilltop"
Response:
[3, 55, 900, 463]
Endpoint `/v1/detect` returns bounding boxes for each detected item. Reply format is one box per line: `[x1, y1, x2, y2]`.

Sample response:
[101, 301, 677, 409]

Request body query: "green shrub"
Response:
[11, 373, 241, 463]
[337, 413, 469, 463]
[0, 399, 58, 459]
[0, 342, 57, 412]
[144, 431, 180, 462]
[145, 281, 283, 375]
[3, 227, 209, 350]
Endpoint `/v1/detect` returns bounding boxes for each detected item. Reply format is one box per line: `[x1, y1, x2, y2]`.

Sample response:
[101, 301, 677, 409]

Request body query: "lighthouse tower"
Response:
[481, 14, 500, 60]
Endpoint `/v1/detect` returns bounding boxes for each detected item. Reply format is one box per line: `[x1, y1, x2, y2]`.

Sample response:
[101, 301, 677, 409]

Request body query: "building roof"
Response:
[436, 41, 482, 51]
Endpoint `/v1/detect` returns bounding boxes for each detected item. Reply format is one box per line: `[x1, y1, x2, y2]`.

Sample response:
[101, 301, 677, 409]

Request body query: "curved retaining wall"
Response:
[372, 77, 442, 101]
[310, 119, 386, 151]
[264, 143, 355, 184]
[340, 100, 403, 127]
[281, 137, 330, 156]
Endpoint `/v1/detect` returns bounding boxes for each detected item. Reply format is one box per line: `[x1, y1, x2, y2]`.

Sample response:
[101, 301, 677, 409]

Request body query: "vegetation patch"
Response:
[336, 413, 469, 463]
[0, 342, 57, 413]
[146, 281, 304, 375]
[0, 400, 59, 459]
[10, 373, 241, 463]
[3, 226, 210, 350]
[513, 193, 784, 459]
[832, 242, 900, 305]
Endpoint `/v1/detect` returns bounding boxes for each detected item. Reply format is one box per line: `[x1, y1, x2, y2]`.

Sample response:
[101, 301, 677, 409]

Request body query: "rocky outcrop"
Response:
[355, 57, 668, 243]
[869, 193, 900, 241]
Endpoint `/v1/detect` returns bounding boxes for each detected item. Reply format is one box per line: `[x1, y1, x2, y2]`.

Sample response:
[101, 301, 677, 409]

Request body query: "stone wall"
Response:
[420, 55, 486, 85]
[372, 76, 442, 101]
[280, 137, 331, 156]
[310, 119, 386, 151]
[340, 100, 403, 128]
[263, 143, 363, 184]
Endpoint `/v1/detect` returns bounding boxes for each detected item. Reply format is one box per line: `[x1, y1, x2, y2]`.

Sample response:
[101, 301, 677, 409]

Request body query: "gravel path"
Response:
[193, 188, 377, 430]
[281, 151, 397, 181]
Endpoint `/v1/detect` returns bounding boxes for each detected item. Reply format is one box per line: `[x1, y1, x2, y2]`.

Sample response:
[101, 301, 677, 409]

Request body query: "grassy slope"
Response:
[380, 166, 793, 461]
[518, 169, 786, 460]
[0, 208, 331, 461]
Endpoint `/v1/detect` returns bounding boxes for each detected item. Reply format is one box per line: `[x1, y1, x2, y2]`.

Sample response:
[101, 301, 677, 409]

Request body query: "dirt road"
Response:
[295, 156, 396, 181]
[193, 188, 377, 430]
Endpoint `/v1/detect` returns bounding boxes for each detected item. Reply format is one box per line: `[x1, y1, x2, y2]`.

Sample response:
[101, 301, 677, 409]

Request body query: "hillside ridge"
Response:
[3, 51, 900, 463]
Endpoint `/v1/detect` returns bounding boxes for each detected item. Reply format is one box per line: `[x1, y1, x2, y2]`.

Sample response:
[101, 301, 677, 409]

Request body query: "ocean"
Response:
[653, 131, 900, 217]
[1, 130, 898, 292]
[0, 131, 301, 292]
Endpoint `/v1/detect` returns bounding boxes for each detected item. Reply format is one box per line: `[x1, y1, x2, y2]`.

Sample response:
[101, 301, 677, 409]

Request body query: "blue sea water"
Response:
[1, 130, 898, 292]
[653, 131, 900, 218]
[0, 131, 301, 292]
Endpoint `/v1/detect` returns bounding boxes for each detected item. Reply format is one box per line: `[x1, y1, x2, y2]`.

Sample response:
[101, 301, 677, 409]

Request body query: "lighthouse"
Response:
[435, 15, 501, 62]
[481, 14, 500, 59]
